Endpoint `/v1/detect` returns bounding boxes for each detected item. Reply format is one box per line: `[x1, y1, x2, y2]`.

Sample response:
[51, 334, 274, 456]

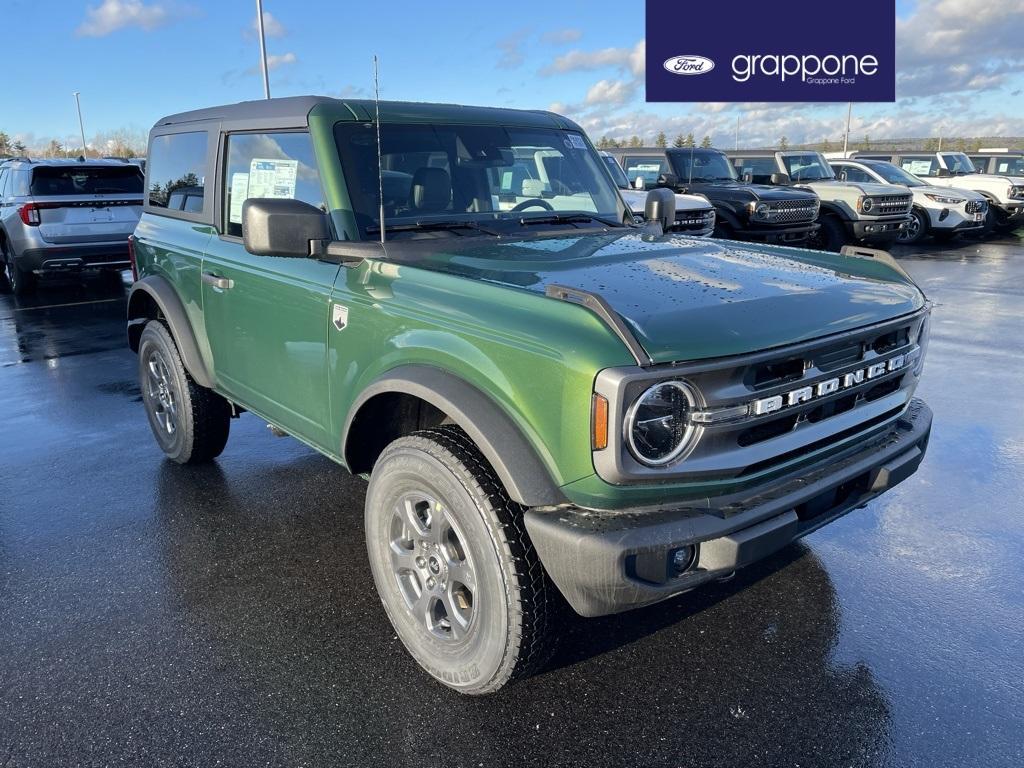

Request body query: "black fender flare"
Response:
[127, 275, 214, 389]
[343, 365, 567, 507]
[817, 201, 848, 221]
[712, 205, 742, 230]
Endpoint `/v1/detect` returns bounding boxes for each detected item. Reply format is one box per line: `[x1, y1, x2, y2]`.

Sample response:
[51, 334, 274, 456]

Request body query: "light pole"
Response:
[842, 101, 853, 155]
[255, 0, 270, 99]
[735, 114, 739, 150]
[73, 91, 87, 157]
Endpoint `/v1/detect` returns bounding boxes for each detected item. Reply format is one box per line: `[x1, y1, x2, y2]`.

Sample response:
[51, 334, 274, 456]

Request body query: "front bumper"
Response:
[927, 206, 986, 232]
[737, 222, 819, 244]
[17, 243, 131, 273]
[525, 399, 932, 617]
[847, 216, 910, 242]
[994, 203, 1024, 223]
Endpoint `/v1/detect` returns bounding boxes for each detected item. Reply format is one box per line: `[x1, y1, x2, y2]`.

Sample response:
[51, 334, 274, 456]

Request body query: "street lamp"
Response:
[842, 101, 853, 155]
[73, 91, 87, 157]
[255, 0, 270, 99]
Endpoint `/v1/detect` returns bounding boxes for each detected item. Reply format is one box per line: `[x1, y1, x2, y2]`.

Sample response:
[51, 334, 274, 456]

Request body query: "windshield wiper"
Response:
[518, 212, 620, 227]
[366, 219, 502, 236]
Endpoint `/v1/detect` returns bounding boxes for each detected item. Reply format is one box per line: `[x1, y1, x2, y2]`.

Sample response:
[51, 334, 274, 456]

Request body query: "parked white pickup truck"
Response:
[849, 151, 1024, 233]
[828, 157, 988, 244]
[599, 151, 715, 236]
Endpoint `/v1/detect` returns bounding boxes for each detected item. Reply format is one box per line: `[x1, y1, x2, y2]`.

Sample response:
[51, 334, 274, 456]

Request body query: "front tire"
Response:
[364, 426, 554, 695]
[898, 208, 929, 244]
[138, 321, 230, 463]
[808, 215, 846, 251]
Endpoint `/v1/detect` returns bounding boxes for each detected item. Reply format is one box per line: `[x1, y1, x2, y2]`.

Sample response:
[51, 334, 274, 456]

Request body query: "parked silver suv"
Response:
[0, 158, 143, 294]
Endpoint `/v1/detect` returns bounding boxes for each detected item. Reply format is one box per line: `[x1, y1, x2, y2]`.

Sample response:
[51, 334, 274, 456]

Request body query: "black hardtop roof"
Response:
[153, 95, 581, 131]
[606, 146, 726, 155]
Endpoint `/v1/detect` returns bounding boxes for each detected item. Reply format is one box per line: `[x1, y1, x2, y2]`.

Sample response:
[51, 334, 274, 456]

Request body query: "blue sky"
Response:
[1, 0, 1022, 151]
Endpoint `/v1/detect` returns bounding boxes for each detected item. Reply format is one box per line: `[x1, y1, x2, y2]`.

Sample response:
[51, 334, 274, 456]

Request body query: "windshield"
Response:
[334, 123, 622, 237]
[601, 154, 630, 189]
[781, 152, 835, 181]
[666, 149, 737, 182]
[868, 162, 924, 187]
[940, 153, 977, 175]
[29, 165, 143, 196]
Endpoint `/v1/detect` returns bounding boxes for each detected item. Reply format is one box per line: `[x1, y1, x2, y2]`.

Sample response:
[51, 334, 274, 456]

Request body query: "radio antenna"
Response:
[374, 55, 385, 244]
[688, 141, 694, 188]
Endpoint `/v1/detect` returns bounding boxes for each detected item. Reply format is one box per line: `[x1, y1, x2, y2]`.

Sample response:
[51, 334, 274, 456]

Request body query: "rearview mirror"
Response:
[242, 198, 331, 258]
[644, 188, 676, 235]
[742, 171, 753, 183]
[656, 172, 679, 188]
[838, 170, 848, 181]
[770, 172, 791, 185]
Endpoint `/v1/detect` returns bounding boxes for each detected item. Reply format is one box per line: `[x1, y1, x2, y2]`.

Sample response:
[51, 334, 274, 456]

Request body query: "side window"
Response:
[837, 165, 872, 183]
[732, 157, 776, 184]
[0, 168, 8, 196]
[222, 131, 324, 237]
[147, 131, 209, 211]
[968, 156, 987, 172]
[622, 155, 668, 184]
[899, 155, 938, 177]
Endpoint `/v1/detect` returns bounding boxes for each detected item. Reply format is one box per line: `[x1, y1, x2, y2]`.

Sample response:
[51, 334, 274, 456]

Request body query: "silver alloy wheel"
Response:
[389, 492, 476, 642]
[145, 350, 178, 437]
[899, 210, 926, 243]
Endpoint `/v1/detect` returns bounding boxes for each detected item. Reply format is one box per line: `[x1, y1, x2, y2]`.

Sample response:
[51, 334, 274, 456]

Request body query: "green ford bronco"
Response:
[128, 96, 933, 694]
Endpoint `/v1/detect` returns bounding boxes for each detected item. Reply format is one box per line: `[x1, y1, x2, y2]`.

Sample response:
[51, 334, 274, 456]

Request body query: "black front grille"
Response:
[874, 194, 912, 215]
[768, 200, 818, 224]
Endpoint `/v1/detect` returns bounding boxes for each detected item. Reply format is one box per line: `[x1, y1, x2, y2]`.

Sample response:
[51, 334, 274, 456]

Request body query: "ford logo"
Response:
[663, 55, 715, 76]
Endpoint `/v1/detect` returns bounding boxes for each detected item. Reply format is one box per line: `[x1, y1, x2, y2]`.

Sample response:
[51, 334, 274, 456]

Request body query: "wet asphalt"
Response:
[0, 235, 1022, 768]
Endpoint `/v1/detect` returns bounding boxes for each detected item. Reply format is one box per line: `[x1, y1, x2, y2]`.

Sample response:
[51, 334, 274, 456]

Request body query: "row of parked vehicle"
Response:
[604, 147, 1024, 250]
[1, 123, 1022, 296]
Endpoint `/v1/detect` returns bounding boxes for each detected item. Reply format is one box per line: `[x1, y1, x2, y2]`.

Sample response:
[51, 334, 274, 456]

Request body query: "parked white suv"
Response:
[829, 157, 987, 243]
[599, 151, 715, 236]
[850, 151, 1024, 233]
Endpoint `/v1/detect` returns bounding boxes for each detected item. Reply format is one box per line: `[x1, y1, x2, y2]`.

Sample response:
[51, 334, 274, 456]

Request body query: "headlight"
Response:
[1009, 185, 1024, 199]
[748, 202, 770, 219]
[625, 380, 699, 466]
[924, 193, 966, 205]
[859, 196, 874, 213]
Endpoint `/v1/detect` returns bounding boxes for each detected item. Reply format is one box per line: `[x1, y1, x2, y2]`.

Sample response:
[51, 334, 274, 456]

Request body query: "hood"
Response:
[914, 184, 987, 200]
[388, 231, 924, 364]
[620, 188, 712, 214]
[709, 182, 818, 202]
[946, 172, 1024, 186]
[800, 180, 900, 196]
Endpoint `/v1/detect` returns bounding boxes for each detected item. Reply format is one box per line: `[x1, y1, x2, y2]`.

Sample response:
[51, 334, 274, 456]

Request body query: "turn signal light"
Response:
[18, 203, 41, 226]
[591, 394, 609, 450]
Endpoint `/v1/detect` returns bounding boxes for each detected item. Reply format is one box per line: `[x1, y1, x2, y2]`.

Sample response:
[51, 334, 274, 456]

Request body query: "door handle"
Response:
[202, 272, 234, 290]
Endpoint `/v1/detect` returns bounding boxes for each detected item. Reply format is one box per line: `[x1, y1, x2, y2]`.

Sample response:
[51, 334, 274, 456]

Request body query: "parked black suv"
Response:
[607, 147, 820, 244]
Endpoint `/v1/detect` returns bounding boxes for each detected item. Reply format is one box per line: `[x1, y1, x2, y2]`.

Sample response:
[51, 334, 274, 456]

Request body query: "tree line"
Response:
[594, 131, 1006, 153]
[0, 128, 147, 159]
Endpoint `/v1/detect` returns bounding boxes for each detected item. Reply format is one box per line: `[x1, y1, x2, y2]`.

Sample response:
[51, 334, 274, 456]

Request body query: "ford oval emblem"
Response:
[663, 55, 715, 76]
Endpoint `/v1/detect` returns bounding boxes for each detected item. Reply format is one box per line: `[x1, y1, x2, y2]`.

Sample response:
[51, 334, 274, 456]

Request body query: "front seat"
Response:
[409, 167, 451, 213]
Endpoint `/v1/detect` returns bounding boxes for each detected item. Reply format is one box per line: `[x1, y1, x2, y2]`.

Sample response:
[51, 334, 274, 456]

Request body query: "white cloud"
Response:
[541, 40, 645, 77]
[585, 79, 636, 106]
[249, 10, 286, 38]
[541, 28, 582, 45]
[76, 0, 171, 36]
[496, 29, 531, 69]
[243, 52, 296, 76]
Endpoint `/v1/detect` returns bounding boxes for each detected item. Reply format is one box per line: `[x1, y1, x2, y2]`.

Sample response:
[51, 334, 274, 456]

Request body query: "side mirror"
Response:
[242, 198, 330, 258]
[643, 188, 676, 235]
[633, 176, 646, 190]
[770, 172, 792, 185]
[838, 170, 848, 182]
[656, 172, 679, 188]
[741, 171, 753, 183]
[936, 167, 951, 177]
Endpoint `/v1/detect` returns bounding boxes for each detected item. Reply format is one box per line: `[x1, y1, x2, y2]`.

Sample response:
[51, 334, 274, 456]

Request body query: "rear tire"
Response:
[3, 250, 36, 296]
[138, 321, 230, 463]
[364, 425, 555, 695]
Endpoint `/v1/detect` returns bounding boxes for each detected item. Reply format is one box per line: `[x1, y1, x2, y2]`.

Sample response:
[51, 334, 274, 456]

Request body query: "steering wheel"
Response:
[510, 198, 554, 212]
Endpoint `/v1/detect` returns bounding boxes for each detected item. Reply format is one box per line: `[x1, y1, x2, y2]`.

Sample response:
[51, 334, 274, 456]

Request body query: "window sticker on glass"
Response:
[906, 160, 933, 175]
[564, 133, 588, 150]
[247, 158, 298, 199]
[229, 172, 249, 224]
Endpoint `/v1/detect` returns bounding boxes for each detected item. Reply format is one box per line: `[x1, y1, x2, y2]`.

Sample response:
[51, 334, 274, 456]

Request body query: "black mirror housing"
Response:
[741, 171, 753, 183]
[656, 172, 679, 188]
[242, 198, 331, 258]
[770, 172, 792, 185]
[936, 168, 951, 177]
[644, 188, 676, 234]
